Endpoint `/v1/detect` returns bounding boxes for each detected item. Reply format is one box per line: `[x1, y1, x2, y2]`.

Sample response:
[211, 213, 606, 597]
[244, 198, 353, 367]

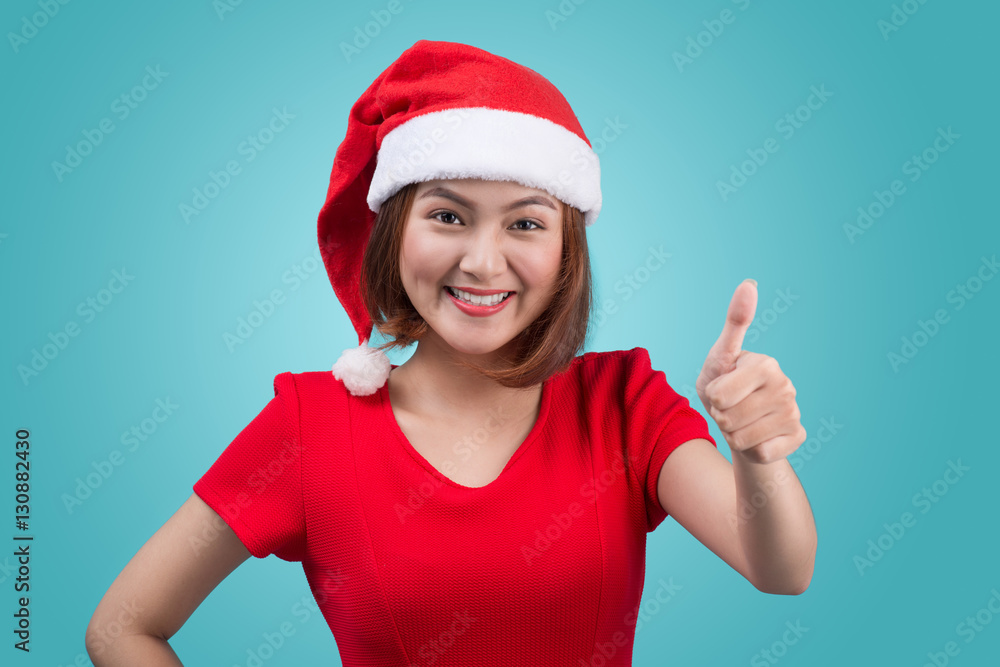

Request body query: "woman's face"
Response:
[400, 178, 564, 359]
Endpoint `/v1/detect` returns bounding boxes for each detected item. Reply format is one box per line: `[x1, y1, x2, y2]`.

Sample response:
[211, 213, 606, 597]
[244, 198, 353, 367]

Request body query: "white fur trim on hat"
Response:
[367, 107, 602, 227]
[331, 339, 392, 397]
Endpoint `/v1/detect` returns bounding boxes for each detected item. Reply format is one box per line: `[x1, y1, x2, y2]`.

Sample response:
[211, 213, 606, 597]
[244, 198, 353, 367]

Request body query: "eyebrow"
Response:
[417, 186, 557, 212]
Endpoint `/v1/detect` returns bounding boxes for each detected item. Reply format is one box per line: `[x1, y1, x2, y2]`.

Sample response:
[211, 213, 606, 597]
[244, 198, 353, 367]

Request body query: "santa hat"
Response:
[319, 39, 602, 397]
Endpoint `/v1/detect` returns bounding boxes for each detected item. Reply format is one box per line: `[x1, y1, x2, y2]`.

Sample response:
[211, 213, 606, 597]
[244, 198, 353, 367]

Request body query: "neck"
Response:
[390, 335, 540, 420]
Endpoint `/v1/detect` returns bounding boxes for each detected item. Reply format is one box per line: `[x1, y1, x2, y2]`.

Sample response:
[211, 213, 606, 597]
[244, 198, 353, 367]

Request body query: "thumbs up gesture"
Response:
[695, 280, 806, 464]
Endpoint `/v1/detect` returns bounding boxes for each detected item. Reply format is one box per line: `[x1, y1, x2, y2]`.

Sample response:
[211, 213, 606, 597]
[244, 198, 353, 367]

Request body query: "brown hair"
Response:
[360, 181, 593, 389]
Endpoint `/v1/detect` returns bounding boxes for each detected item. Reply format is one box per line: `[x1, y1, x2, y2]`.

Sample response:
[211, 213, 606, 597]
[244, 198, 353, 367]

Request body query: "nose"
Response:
[458, 226, 507, 283]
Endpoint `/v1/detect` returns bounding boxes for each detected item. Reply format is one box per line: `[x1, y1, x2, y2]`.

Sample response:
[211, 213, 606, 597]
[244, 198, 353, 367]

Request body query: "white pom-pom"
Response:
[331, 340, 391, 397]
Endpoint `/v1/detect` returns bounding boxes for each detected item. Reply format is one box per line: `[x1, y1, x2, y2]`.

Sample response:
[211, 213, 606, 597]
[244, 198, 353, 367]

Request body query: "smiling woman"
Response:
[87, 38, 815, 667]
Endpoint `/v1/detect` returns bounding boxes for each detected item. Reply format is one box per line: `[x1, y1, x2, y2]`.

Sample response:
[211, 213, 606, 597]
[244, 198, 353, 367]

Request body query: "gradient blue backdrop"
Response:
[3, 1, 998, 665]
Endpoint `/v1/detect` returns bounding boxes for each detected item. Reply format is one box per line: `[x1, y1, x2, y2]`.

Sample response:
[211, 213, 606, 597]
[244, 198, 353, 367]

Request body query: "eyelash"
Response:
[430, 210, 544, 231]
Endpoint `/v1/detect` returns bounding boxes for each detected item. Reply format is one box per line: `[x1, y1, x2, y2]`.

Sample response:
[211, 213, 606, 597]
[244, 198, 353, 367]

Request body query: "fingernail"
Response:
[745, 278, 757, 287]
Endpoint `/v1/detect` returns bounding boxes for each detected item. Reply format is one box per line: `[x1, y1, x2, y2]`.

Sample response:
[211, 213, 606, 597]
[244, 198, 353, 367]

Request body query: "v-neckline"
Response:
[379, 363, 553, 491]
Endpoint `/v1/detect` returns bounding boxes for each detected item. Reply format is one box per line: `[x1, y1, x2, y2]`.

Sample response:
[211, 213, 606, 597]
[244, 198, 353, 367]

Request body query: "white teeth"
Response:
[447, 287, 510, 306]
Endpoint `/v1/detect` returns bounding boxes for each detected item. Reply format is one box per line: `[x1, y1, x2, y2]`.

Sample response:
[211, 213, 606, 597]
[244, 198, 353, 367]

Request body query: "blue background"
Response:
[2, 0, 998, 665]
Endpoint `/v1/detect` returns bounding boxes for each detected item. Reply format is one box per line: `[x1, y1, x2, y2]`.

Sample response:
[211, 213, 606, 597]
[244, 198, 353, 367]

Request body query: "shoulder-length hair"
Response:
[360, 181, 593, 389]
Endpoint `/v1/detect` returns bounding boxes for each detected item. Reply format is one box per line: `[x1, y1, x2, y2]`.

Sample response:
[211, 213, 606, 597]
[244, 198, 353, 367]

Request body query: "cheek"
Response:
[401, 231, 447, 283]
[521, 242, 563, 286]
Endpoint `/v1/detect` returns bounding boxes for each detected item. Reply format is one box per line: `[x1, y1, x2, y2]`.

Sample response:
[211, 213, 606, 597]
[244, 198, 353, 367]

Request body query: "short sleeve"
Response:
[192, 372, 306, 561]
[623, 347, 717, 533]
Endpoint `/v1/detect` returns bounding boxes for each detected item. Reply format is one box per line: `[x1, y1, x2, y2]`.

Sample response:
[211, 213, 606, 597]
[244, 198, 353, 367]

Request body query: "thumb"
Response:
[704, 279, 758, 376]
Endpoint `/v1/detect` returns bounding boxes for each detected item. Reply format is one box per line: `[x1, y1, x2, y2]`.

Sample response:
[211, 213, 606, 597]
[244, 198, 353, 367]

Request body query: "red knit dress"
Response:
[193, 347, 716, 666]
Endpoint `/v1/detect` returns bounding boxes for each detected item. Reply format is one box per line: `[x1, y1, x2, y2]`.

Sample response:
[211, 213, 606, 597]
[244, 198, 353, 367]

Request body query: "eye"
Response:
[511, 219, 543, 231]
[430, 210, 544, 231]
[431, 210, 461, 225]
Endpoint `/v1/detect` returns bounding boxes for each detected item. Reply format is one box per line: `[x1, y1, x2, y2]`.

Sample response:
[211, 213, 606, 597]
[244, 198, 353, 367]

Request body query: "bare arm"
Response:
[656, 439, 756, 586]
[656, 438, 815, 595]
[85, 493, 253, 665]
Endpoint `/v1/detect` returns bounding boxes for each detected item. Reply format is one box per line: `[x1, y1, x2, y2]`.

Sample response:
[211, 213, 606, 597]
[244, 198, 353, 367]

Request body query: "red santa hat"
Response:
[319, 39, 602, 397]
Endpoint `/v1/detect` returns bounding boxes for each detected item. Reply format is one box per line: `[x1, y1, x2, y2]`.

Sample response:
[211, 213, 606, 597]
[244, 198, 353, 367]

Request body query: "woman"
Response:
[86, 39, 816, 666]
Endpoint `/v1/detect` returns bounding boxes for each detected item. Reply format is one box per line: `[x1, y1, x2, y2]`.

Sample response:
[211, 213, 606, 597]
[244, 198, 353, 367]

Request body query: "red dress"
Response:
[193, 347, 716, 666]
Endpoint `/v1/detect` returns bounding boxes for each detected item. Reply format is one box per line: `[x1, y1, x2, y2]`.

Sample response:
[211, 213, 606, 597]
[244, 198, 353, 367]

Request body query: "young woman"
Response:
[86, 40, 816, 666]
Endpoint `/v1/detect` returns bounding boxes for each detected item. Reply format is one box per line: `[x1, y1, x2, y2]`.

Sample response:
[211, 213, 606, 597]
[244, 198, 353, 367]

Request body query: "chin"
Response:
[434, 327, 515, 357]
[444, 339, 508, 357]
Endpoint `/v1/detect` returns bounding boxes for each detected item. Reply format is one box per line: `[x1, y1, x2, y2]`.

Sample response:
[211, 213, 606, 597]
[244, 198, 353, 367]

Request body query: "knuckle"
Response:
[733, 432, 750, 451]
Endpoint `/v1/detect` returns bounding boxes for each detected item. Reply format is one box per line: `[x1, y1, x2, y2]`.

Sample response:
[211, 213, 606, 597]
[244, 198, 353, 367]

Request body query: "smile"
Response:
[444, 286, 515, 316]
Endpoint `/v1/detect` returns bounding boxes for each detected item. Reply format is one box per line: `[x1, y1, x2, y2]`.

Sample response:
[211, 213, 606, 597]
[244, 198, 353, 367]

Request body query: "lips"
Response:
[445, 286, 513, 305]
[444, 286, 516, 316]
